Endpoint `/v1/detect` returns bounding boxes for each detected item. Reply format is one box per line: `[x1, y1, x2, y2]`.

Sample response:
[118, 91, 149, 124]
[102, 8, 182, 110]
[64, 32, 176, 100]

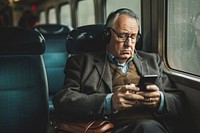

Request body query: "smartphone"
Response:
[136, 75, 158, 91]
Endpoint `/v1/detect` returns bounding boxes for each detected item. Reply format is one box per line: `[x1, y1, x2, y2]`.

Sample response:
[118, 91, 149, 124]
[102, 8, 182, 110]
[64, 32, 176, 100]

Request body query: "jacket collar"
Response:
[133, 50, 149, 76]
[93, 53, 112, 90]
[92, 50, 149, 91]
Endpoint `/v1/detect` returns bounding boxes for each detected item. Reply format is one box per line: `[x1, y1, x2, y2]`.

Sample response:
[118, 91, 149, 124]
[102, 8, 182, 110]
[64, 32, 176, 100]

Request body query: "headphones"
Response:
[104, 8, 140, 43]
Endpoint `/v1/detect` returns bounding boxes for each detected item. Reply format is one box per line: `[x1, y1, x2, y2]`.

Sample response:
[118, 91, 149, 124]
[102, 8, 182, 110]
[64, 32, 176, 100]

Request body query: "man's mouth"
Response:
[120, 50, 131, 54]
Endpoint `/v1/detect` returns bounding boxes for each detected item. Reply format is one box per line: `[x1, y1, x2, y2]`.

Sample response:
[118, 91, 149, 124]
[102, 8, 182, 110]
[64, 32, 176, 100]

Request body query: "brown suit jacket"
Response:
[52, 50, 187, 132]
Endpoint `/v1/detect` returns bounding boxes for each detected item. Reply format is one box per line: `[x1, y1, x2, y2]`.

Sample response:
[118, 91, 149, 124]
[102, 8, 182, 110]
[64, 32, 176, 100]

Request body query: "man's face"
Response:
[107, 14, 139, 63]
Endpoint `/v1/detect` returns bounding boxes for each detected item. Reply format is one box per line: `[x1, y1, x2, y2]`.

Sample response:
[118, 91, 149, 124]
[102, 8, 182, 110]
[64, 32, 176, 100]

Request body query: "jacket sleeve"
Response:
[52, 54, 108, 121]
[150, 53, 187, 119]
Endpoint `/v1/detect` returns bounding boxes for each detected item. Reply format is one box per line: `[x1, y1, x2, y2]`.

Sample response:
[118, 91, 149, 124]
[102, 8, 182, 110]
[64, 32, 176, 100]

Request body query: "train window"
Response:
[39, 11, 46, 24]
[60, 4, 72, 26]
[106, 0, 141, 25]
[48, 8, 57, 24]
[77, 0, 95, 26]
[167, 0, 200, 76]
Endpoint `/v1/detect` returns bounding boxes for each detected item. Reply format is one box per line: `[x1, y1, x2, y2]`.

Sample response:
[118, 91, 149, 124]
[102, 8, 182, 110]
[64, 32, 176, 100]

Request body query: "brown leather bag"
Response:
[50, 119, 114, 133]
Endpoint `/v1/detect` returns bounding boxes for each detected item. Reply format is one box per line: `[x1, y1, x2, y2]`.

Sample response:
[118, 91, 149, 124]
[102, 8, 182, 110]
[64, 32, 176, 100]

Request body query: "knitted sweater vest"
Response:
[109, 61, 153, 127]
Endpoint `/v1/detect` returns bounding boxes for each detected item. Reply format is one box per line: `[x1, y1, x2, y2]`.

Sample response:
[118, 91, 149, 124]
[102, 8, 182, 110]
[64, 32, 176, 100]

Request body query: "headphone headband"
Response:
[106, 8, 139, 27]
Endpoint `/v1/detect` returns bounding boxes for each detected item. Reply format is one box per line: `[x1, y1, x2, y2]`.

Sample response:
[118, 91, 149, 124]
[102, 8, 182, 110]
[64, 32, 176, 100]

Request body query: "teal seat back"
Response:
[0, 26, 49, 133]
[33, 24, 70, 113]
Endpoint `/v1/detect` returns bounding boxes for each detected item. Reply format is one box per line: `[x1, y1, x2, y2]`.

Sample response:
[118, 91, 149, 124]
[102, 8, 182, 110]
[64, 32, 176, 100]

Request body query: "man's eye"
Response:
[118, 34, 127, 38]
[131, 35, 136, 39]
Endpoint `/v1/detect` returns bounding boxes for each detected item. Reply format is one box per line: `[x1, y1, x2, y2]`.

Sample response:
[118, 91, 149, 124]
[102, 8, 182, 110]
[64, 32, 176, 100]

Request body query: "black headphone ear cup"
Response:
[135, 32, 143, 50]
[104, 28, 111, 43]
[136, 32, 141, 42]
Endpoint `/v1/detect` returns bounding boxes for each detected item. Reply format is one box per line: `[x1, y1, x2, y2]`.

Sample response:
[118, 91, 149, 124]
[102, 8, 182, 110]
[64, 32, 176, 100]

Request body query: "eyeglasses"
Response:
[110, 27, 138, 42]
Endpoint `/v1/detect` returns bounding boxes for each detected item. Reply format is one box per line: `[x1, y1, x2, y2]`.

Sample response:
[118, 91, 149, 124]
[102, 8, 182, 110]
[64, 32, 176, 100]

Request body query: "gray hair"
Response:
[106, 8, 140, 30]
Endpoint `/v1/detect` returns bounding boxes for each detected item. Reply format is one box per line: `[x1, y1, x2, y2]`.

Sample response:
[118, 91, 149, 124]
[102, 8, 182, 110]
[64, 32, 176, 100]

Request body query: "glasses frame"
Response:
[109, 27, 138, 42]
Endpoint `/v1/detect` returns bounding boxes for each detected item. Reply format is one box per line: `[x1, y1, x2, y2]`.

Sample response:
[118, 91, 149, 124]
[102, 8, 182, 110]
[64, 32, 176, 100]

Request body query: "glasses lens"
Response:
[118, 34, 127, 41]
[110, 28, 138, 42]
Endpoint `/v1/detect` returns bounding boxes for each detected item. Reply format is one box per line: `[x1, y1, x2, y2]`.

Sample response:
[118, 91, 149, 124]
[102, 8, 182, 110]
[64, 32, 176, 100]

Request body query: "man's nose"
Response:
[124, 37, 134, 46]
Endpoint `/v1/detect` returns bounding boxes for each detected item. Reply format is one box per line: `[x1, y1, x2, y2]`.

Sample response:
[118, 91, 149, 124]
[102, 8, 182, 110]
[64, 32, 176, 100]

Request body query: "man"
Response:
[53, 8, 188, 133]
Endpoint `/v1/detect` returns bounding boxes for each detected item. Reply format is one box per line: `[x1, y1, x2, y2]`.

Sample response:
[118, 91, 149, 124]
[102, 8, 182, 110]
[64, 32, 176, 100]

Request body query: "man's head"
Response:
[105, 8, 140, 63]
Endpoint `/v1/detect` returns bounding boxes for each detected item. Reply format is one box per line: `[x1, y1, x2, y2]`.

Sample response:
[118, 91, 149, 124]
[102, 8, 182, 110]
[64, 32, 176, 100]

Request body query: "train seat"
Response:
[66, 24, 143, 55]
[33, 24, 71, 114]
[66, 24, 106, 55]
[0, 26, 49, 133]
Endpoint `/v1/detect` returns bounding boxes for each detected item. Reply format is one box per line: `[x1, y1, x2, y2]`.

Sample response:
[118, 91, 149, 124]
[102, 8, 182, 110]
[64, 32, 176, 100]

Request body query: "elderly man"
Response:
[53, 8, 187, 133]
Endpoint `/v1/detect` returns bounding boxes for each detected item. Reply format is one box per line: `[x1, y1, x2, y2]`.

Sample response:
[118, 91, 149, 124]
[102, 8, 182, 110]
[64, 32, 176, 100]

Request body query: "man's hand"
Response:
[111, 84, 144, 111]
[136, 85, 161, 108]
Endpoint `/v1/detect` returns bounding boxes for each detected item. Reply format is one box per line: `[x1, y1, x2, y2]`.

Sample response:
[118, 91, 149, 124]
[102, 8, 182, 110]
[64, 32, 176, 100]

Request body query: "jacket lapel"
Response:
[92, 51, 150, 91]
[133, 51, 149, 76]
[93, 54, 113, 91]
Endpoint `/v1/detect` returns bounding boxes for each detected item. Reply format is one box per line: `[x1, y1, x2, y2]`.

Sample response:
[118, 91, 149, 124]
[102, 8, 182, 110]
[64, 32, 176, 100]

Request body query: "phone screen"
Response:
[136, 75, 158, 91]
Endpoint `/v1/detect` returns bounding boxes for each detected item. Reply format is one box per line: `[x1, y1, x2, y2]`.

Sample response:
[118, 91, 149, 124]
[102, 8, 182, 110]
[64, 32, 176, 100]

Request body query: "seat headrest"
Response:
[66, 24, 107, 54]
[0, 26, 45, 55]
[33, 24, 71, 35]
